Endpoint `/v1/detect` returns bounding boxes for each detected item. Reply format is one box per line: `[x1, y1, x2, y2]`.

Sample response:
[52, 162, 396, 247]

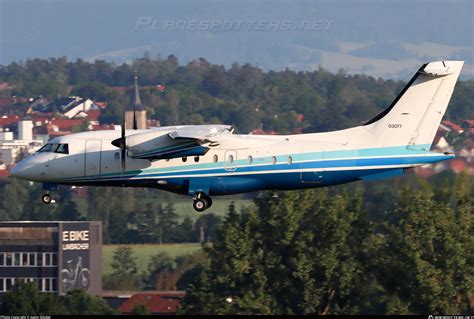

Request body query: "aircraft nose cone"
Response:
[10, 161, 28, 179]
[10, 158, 38, 180]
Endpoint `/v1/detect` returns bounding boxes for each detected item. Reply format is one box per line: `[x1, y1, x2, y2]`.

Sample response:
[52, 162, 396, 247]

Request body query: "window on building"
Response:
[22, 253, 28, 266]
[13, 253, 20, 266]
[44, 253, 52, 266]
[5, 253, 12, 266]
[36, 254, 43, 267]
[29, 253, 36, 266]
[52, 278, 58, 292]
[36, 278, 42, 291]
[0, 278, 4, 292]
[44, 278, 52, 292]
[52, 253, 57, 266]
[6, 278, 14, 291]
[0, 253, 4, 266]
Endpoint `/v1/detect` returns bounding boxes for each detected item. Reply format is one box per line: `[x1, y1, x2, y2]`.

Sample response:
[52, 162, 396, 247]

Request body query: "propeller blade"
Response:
[121, 113, 126, 176]
[133, 104, 137, 130]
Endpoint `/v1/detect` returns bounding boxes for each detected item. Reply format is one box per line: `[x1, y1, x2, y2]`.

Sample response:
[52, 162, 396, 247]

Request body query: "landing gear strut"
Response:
[42, 193, 52, 204]
[192, 192, 213, 212]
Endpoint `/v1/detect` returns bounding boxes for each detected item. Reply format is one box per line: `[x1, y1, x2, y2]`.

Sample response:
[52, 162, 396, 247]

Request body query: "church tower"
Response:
[125, 76, 147, 129]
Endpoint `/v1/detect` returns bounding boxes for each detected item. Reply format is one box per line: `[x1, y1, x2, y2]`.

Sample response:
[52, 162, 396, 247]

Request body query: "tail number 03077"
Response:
[388, 124, 402, 128]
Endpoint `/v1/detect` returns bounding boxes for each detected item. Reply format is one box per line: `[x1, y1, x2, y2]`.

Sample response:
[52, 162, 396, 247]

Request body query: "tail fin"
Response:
[364, 61, 464, 150]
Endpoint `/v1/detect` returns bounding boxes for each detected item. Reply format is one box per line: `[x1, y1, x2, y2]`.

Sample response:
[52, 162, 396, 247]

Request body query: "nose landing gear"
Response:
[42, 193, 53, 204]
[192, 192, 213, 212]
[41, 183, 58, 204]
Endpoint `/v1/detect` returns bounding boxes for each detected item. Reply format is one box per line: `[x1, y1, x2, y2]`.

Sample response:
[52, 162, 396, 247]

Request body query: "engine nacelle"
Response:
[125, 131, 207, 159]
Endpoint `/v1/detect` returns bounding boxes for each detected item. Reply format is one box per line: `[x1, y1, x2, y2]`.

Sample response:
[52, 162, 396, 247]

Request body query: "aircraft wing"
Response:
[126, 125, 232, 160]
[168, 125, 232, 142]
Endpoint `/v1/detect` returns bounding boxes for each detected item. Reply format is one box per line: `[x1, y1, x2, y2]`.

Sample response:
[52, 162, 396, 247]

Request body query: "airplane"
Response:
[11, 61, 464, 212]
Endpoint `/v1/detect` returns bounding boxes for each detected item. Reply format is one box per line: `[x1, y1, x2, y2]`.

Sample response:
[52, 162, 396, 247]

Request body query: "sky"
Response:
[0, 0, 473, 78]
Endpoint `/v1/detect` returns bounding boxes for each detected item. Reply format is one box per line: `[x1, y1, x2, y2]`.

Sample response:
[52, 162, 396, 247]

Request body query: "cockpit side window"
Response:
[55, 144, 69, 154]
[38, 144, 53, 153]
[38, 143, 69, 154]
[51, 144, 60, 153]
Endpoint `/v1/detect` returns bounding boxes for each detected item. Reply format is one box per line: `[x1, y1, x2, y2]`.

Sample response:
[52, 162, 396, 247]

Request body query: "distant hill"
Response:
[1, 0, 473, 79]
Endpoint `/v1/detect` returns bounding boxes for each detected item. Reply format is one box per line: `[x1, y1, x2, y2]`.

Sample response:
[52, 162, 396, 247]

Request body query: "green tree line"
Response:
[1, 56, 473, 134]
[179, 173, 473, 315]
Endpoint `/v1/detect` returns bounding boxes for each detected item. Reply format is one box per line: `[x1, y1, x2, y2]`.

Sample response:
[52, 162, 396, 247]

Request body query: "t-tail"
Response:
[363, 61, 464, 150]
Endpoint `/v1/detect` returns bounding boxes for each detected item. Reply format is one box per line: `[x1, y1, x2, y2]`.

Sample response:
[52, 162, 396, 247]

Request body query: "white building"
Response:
[0, 140, 43, 165]
[63, 99, 97, 118]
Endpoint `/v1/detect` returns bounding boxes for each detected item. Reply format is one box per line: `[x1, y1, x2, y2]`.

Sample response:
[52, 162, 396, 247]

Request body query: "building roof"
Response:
[0, 97, 14, 108]
[249, 128, 279, 135]
[449, 159, 466, 174]
[50, 119, 84, 130]
[118, 291, 185, 314]
[91, 124, 114, 131]
[85, 109, 101, 121]
[441, 120, 464, 133]
[0, 115, 21, 126]
[0, 169, 10, 179]
[95, 101, 108, 108]
[0, 82, 13, 90]
[464, 120, 474, 127]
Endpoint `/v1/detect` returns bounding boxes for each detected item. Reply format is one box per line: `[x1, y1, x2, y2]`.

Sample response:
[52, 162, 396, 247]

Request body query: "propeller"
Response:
[111, 75, 140, 176]
[111, 114, 127, 176]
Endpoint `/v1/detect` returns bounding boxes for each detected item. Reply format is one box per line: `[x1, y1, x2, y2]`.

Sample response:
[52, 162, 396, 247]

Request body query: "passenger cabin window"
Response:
[213, 155, 218, 162]
[228, 154, 234, 163]
[194, 156, 200, 162]
[248, 156, 253, 164]
[272, 156, 277, 164]
[38, 143, 69, 154]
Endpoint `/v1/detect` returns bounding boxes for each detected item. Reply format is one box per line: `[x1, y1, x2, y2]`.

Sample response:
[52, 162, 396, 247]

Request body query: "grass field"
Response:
[173, 198, 254, 221]
[102, 243, 203, 275]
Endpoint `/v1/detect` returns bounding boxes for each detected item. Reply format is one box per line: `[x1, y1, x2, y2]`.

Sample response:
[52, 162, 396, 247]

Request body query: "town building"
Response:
[101, 291, 185, 315]
[0, 221, 102, 296]
[125, 76, 147, 129]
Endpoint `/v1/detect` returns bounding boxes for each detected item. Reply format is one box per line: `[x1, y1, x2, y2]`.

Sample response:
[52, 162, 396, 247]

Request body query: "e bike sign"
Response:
[59, 223, 91, 295]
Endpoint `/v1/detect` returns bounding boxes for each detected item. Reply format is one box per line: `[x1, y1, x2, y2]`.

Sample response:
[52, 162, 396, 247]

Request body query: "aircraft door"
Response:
[84, 140, 101, 176]
[224, 151, 237, 171]
[300, 148, 324, 183]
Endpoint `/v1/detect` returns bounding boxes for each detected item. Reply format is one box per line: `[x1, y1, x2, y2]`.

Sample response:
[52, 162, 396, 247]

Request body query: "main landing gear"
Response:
[192, 192, 213, 212]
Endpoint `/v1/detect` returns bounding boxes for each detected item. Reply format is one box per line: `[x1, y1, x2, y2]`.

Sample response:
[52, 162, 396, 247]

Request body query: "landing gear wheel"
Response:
[42, 194, 52, 204]
[193, 198, 209, 212]
[205, 196, 213, 209]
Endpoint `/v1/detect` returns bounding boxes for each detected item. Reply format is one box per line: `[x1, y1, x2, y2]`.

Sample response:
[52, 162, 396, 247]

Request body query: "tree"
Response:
[63, 289, 116, 315]
[131, 303, 151, 315]
[371, 188, 473, 314]
[145, 252, 178, 290]
[107, 246, 140, 290]
[180, 189, 370, 315]
[0, 282, 67, 315]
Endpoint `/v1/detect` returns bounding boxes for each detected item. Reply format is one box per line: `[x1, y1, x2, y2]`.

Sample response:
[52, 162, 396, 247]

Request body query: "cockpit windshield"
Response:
[38, 143, 69, 154]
